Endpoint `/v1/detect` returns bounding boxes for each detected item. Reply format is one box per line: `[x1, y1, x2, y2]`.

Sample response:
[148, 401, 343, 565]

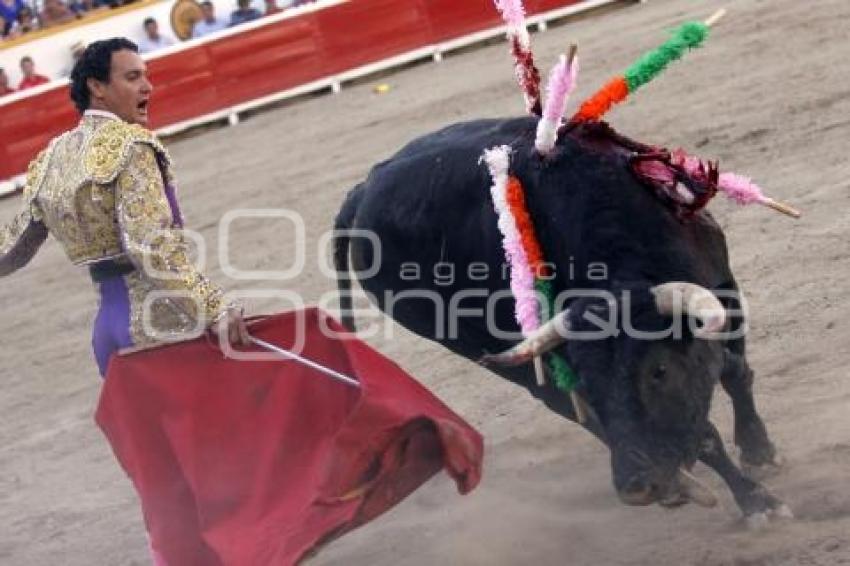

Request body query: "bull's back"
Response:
[348, 117, 536, 274]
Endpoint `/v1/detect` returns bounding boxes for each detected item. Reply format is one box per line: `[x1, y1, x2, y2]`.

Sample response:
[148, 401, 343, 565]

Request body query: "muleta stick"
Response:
[250, 336, 361, 389]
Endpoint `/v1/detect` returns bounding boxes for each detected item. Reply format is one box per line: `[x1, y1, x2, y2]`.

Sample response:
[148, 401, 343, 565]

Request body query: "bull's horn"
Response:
[650, 282, 726, 336]
[480, 310, 571, 366]
[677, 468, 719, 508]
[570, 390, 589, 425]
[533, 356, 546, 386]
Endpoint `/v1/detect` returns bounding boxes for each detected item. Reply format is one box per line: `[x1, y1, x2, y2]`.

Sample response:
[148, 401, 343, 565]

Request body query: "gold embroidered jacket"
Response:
[0, 114, 227, 344]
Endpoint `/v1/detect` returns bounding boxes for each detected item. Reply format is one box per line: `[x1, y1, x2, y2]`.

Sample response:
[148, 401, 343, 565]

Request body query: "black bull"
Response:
[333, 116, 789, 521]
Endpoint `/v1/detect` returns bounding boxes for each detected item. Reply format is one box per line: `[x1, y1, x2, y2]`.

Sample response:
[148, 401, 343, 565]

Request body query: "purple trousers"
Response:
[91, 181, 185, 377]
[92, 275, 134, 377]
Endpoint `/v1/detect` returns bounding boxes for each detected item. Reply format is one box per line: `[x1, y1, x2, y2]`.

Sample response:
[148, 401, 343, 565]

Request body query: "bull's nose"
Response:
[617, 478, 655, 506]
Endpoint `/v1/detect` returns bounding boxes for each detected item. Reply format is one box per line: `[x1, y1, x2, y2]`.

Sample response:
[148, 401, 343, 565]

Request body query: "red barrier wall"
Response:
[209, 16, 325, 107]
[147, 47, 220, 127]
[0, 88, 78, 178]
[315, 0, 432, 73]
[529, 0, 582, 11]
[423, 0, 503, 43]
[0, 0, 584, 180]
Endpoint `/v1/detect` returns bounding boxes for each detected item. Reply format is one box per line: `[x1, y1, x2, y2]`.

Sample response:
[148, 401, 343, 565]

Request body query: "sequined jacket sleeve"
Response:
[115, 142, 227, 327]
[0, 156, 49, 276]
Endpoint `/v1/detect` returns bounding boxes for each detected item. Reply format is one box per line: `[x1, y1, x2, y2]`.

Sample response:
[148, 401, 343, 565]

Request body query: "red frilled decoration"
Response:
[96, 308, 483, 566]
[510, 34, 543, 116]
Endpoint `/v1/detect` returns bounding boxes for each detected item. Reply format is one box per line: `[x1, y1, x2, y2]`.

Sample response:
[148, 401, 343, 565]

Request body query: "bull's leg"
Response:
[719, 282, 781, 471]
[698, 423, 790, 525]
[721, 349, 780, 471]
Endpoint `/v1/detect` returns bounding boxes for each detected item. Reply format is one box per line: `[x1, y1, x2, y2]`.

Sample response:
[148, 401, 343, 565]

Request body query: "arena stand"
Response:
[0, 0, 631, 185]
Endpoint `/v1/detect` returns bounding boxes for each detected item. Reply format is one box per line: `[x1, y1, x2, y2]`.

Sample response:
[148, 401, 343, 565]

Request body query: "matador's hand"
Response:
[217, 306, 251, 348]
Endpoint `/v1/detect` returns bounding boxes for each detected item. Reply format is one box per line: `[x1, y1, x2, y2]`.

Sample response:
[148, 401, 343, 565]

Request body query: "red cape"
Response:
[96, 309, 483, 565]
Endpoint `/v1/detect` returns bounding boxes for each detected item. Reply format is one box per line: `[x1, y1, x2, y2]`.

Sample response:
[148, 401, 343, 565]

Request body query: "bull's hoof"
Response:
[745, 504, 794, 530]
[738, 484, 793, 529]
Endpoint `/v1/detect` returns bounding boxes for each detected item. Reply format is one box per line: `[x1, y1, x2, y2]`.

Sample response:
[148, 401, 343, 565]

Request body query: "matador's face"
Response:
[89, 49, 153, 125]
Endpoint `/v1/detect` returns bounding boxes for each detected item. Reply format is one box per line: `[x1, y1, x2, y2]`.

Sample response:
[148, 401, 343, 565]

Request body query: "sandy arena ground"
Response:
[1, 0, 849, 564]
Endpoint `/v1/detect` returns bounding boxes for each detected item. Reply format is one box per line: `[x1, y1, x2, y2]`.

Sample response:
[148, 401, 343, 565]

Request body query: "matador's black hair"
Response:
[69, 37, 138, 114]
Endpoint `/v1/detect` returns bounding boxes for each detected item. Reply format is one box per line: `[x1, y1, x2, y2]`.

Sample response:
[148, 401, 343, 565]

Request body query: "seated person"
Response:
[7, 6, 39, 37]
[229, 0, 260, 27]
[0, 0, 24, 36]
[137, 17, 176, 53]
[40, 0, 75, 28]
[69, 0, 105, 16]
[192, 1, 226, 38]
[263, 0, 282, 16]
[0, 67, 15, 96]
[18, 56, 49, 90]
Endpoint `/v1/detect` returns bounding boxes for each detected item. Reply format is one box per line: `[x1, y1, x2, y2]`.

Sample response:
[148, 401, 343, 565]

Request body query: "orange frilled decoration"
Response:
[572, 76, 629, 122]
[505, 175, 550, 278]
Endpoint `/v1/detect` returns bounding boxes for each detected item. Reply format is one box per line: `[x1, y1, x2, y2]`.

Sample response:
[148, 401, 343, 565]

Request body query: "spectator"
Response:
[0, 0, 24, 36]
[69, 0, 104, 16]
[40, 0, 75, 28]
[192, 1, 226, 38]
[18, 56, 49, 90]
[8, 6, 39, 37]
[138, 17, 175, 53]
[263, 0, 282, 17]
[0, 67, 15, 96]
[229, 0, 260, 27]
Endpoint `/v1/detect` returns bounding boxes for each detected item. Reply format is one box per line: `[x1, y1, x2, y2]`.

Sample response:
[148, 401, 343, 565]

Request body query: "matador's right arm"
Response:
[0, 152, 49, 276]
